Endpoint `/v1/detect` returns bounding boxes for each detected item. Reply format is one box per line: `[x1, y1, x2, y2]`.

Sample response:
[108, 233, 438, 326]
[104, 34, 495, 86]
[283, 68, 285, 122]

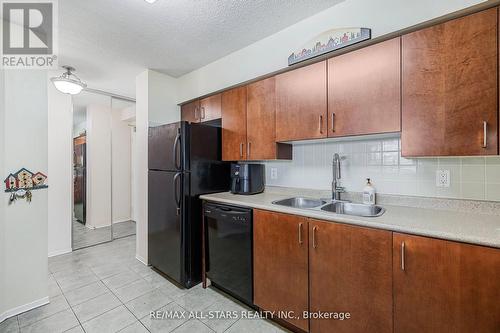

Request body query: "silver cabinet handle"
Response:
[298, 223, 303, 245]
[201, 107, 206, 120]
[194, 107, 199, 121]
[331, 113, 335, 133]
[319, 115, 323, 134]
[247, 142, 251, 159]
[401, 241, 405, 271]
[483, 121, 487, 148]
[239, 142, 244, 158]
[312, 226, 318, 248]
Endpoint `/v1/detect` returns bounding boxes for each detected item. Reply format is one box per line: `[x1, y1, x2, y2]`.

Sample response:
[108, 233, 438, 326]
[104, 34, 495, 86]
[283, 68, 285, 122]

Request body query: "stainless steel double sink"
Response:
[272, 197, 385, 218]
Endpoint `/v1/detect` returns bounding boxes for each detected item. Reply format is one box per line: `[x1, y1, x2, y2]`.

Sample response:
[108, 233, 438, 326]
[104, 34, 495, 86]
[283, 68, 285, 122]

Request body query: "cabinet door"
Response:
[254, 210, 309, 332]
[247, 77, 292, 160]
[222, 87, 247, 161]
[328, 38, 401, 137]
[309, 220, 393, 333]
[402, 8, 498, 156]
[393, 233, 500, 333]
[276, 61, 328, 141]
[247, 77, 276, 160]
[181, 100, 200, 123]
[200, 94, 221, 122]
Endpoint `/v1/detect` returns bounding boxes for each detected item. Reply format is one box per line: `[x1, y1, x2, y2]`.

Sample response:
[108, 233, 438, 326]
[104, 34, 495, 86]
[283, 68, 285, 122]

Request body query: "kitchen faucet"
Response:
[332, 153, 346, 201]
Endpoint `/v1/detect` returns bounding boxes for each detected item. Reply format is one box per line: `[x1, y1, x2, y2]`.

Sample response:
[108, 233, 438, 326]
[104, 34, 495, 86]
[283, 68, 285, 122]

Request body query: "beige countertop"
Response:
[200, 189, 500, 249]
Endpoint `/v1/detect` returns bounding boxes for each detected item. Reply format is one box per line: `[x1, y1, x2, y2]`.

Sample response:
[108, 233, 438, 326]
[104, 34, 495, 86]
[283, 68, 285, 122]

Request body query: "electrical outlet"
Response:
[270, 167, 278, 180]
[436, 170, 450, 187]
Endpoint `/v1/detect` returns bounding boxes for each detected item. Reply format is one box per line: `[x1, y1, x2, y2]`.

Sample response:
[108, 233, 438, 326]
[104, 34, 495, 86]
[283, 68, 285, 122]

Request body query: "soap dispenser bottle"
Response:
[363, 178, 376, 205]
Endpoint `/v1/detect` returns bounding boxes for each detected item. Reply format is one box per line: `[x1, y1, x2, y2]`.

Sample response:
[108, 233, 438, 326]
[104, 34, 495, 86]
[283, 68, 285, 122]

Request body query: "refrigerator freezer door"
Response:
[148, 122, 183, 172]
[148, 170, 183, 283]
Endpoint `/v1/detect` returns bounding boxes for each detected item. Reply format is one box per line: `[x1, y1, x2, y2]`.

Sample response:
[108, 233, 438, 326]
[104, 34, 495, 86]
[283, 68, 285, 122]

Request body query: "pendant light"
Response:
[50, 66, 87, 95]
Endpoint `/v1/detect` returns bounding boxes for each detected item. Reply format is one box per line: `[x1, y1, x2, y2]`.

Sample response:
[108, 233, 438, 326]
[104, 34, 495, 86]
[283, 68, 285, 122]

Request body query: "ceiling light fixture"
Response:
[50, 66, 87, 95]
[144, 0, 158, 3]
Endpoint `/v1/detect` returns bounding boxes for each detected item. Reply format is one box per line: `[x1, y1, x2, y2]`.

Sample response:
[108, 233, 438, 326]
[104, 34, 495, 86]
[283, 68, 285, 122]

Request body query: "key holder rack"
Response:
[4, 168, 48, 204]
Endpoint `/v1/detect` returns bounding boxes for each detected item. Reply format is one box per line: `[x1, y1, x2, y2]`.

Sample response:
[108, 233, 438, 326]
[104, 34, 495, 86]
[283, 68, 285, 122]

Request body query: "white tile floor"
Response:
[0, 235, 289, 333]
[72, 220, 136, 250]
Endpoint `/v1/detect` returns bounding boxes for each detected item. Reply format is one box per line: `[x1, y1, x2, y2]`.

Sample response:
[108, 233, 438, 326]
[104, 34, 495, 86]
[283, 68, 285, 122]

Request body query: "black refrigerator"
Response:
[148, 121, 230, 288]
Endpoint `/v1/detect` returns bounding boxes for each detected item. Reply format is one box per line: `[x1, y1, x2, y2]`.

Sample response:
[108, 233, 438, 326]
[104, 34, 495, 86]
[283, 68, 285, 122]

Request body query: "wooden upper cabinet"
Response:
[393, 233, 500, 333]
[253, 210, 309, 332]
[328, 38, 401, 137]
[200, 94, 221, 122]
[222, 87, 247, 161]
[402, 8, 498, 156]
[276, 61, 328, 141]
[309, 220, 393, 333]
[247, 77, 292, 160]
[181, 99, 200, 123]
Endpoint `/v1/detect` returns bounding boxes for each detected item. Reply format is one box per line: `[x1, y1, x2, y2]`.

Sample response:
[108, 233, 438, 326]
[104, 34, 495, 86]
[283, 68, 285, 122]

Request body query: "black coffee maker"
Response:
[230, 163, 265, 195]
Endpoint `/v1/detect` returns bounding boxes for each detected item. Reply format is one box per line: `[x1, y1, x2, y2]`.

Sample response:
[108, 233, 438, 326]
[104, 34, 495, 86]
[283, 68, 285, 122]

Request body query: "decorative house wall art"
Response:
[5, 174, 17, 190]
[32, 172, 48, 186]
[4, 168, 48, 204]
[288, 27, 371, 66]
[17, 168, 34, 189]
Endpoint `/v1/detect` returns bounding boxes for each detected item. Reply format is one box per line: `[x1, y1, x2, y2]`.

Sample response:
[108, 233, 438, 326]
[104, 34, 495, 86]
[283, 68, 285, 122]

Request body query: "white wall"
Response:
[176, 0, 484, 102]
[135, 70, 179, 264]
[0, 69, 6, 317]
[112, 107, 132, 223]
[1, 70, 49, 321]
[130, 127, 138, 223]
[47, 72, 73, 257]
[86, 104, 112, 229]
[135, 71, 149, 264]
[148, 70, 180, 125]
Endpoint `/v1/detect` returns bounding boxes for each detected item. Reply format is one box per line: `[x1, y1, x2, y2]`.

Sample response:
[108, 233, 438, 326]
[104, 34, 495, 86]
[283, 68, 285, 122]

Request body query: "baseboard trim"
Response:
[0, 296, 49, 323]
[135, 254, 148, 266]
[113, 219, 135, 224]
[48, 248, 72, 258]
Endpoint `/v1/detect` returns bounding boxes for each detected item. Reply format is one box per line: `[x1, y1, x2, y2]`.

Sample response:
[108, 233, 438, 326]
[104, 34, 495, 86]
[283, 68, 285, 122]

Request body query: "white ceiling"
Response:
[58, 0, 343, 97]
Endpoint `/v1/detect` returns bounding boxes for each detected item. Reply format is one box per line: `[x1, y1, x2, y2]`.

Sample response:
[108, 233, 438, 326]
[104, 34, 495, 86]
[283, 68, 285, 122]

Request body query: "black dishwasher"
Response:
[204, 202, 253, 306]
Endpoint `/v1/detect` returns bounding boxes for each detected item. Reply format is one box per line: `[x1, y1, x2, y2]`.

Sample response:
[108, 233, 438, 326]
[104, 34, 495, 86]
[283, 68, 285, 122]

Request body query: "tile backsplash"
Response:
[263, 136, 500, 202]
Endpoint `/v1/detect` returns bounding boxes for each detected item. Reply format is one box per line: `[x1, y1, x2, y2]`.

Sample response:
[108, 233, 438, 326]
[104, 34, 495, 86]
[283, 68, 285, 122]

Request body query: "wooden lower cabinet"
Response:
[254, 211, 500, 333]
[253, 210, 309, 332]
[393, 233, 500, 333]
[309, 220, 393, 333]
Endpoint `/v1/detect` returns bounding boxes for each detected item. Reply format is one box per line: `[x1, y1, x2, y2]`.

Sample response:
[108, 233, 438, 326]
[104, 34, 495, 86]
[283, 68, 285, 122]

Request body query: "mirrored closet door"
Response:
[72, 92, 113, 249]
[110, 97, 136, 240]
[71, 93, 137, 250]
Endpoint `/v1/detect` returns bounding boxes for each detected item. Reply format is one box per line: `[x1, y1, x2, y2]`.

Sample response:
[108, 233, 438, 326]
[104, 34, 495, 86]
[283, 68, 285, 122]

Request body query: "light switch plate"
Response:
[270, 167, 278, 180]
[436, 169, 450, 187]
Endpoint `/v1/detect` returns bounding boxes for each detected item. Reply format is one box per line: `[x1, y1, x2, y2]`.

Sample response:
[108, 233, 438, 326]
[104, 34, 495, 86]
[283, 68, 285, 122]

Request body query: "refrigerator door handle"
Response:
[173, 172, 182, 216]
[173, 132, 181, 170]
